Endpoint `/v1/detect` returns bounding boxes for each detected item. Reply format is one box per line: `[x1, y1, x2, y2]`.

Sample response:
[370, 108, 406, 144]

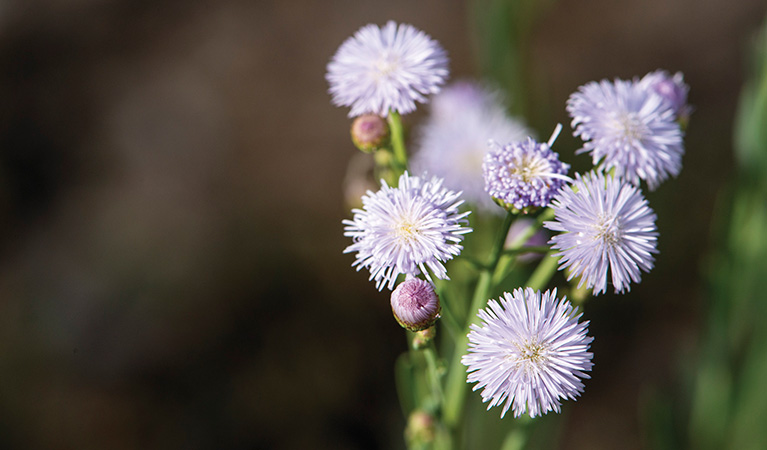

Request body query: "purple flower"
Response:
[640, 70, 692, 120]
[462, 288, 594, 418]
[544, 172, 658, 295]
[326, 21, 449, 117]
[411, 81, 531, 212]
[567, 76, 684, 190]
[343, 172, 472, 290]
[482, 126, 570, 212]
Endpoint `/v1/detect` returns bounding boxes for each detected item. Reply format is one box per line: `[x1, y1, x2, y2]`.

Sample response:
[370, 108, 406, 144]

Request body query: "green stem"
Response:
[525, 250, 559, 292]
[443, 212, 514, 429]
[501, 245, 550, 255]
[388, 111, 407, 178]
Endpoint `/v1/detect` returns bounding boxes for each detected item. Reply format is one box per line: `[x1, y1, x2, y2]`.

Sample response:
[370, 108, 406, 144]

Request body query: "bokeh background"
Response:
[1, 0, 766, 448]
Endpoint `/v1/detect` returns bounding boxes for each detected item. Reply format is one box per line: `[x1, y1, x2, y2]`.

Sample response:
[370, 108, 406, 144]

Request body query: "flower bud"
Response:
[391, 278, 440, 332]
[351, 114, 389, 153]
[405, 410, 435, 446]
[643, 70, 691, 121]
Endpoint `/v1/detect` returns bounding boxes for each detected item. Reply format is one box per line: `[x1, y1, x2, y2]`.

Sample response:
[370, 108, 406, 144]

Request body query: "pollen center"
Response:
[374, 52, 400, 80]
[509, 155, 550, 183]
[394, 218, 420, 244]
[511, 338, 550, 370]
[610, 111, 646, 143]
[594, 214, 623, 246]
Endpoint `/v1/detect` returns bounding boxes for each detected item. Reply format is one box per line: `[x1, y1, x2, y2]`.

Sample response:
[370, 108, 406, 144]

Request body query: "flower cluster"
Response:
[328, 21, 690, 429]
[463, 288, 594, 418]
[343, 172, 472, 290]
[482, 127, 570, 213]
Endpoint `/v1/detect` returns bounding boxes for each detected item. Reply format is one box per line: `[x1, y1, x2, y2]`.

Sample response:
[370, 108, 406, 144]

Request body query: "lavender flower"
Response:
[343, 172, 472, 290]
[326, 21, 449, 117]
[462, 288, 594, 418]
[390, 277, 441, 331]
[544, 171, 658, 295]
[482, 125, 570, 213]
[640, 70, 692, 120]
[411, 81, 531, 212]
[567, 76, 684, 190]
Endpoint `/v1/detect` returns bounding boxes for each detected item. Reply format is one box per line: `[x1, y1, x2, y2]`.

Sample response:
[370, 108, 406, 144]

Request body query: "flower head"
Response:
[391, 277, 441, 331]
[482, 126, 570, 213]
[544, 171, 658, 295]
[411, 81, 531, 212]
[567, 76, 684, 190]
[640, 70, 692, 120]
[343, 172, 472, 290]
[462, 288, 594, 418]
[326, 21, 449, 117]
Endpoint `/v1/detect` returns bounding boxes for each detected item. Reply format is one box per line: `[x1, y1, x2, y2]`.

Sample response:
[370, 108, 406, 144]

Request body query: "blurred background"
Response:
[1, 0, 766, 448]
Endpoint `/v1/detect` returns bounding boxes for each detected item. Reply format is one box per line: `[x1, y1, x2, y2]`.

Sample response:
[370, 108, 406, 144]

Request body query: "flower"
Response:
[411, 81, 531, 212]
[544, 171, 658, 295]
[343, 172, 472, 290]
[391, 277, 440, 331]
[567, 76, 684, 190]
[462, 288, 594, 418]
[639, 70, 692, 120]
[482, 125, 570, 213]
[326, 21, 449, 117]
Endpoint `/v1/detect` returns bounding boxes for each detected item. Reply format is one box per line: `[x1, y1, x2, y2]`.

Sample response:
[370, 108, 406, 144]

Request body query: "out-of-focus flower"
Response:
[462, 288, 594, 418]
[390, 277, 440, 331]
[567, 76, 684, 190]
[639, 70, 691, 120]
[411, 81, 530, 212]
[544, 171, 658, 295]
[326, 21, 449, 117]
[482, 126, 570, 213]
[343, 172, 472, 290]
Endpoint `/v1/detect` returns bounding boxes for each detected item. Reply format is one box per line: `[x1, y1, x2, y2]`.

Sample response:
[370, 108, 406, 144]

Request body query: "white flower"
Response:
[463, 288, 594, 418]
[326, 21, 449, 117]
[343, 173, 472, 290]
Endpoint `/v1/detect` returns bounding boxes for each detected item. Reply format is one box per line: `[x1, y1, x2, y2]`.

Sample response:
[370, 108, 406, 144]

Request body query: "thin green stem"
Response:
[388, 111, 407, 177]
[501, 245, 550, 255]
[443, 212, 514, 429]
[526, 250, 559, 292]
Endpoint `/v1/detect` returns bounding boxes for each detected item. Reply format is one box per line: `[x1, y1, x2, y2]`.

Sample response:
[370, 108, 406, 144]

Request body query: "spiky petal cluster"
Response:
[462, 288, 594, 418]
[544, 171, 658, 295]
[326, 21, 449, 117]
[343, 172, 472, 290]
[482, 129, 570, 212]
[411, 81, 531, 212]
[567, 76, 684, 191]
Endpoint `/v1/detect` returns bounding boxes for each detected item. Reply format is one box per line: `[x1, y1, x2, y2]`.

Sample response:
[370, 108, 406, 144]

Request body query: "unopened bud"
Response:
[405, 410, 435, 446]
[643, 70, 691, 120]
[351, 114, 389, 153]
[391, 278, 440, 332]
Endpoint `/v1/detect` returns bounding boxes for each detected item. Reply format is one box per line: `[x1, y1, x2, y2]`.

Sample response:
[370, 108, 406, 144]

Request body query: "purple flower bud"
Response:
[391, 278, 440, 331]
[641, 70, 691, 119]
[350, 114, 389, 153]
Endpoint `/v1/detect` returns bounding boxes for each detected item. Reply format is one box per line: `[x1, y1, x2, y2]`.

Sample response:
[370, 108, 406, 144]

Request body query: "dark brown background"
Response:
[0, 0, 764, 448]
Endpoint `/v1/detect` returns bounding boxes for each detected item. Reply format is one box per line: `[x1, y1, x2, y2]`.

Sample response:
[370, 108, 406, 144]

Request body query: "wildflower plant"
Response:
[327, 19, 690, 449]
